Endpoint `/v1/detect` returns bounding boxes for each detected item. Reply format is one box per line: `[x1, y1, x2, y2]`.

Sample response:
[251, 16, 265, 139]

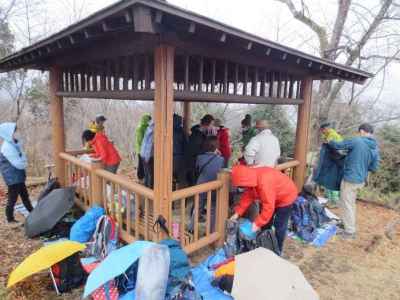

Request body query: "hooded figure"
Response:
[328, 123, 380, 239]
[140, 122, 155, 188]
[230, 165, 298, 253]
[135, 114, 152, 155]
[135, 114, 151, 180]
[173, 114, 187, 187]
[185, 125, 206, 186]
[0, 123, 33, 223]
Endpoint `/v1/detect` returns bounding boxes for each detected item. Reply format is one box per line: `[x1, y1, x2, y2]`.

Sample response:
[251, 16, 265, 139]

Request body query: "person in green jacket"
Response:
[135, 113, 151, 180]
[241, 114, 257, 150]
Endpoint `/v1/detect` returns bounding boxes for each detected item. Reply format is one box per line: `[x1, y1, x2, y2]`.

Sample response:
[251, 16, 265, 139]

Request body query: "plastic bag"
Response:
[135, 244, 170, 300]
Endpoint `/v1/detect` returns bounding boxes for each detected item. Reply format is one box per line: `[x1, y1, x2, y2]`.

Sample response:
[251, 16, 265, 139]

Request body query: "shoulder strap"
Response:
[198, 155, 218, 177]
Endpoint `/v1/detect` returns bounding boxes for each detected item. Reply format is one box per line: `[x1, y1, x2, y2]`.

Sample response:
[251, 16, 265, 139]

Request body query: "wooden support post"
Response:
[153, 45, 175, 241]
[217, 170, 230, 247]
[293, 78, 313, 190]
[183, 102, 192, 135]
[49, 67, 66, 186]
[91, 162, 104, 206]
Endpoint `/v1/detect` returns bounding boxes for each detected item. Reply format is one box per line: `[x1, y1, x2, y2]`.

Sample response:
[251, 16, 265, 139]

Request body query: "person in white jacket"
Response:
[244, 120, 281, 167]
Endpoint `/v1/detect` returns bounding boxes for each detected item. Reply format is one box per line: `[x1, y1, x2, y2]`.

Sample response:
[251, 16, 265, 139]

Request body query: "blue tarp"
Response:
[191, 249, 233, 300]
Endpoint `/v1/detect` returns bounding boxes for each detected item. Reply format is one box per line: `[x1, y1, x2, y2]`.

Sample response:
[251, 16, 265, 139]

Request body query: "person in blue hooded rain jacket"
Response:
[140, 122, 154, 188]
[328, 123, 379, 240]
[0, 123, 33, 224]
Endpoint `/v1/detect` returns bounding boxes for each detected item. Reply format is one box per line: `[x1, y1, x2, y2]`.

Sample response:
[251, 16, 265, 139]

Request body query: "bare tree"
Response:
[275, 0, 400, 140]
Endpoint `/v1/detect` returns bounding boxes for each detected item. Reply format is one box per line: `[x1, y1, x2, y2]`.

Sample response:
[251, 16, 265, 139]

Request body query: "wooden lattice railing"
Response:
[170, 171, 230, 254]
[60, 151, 299, 254]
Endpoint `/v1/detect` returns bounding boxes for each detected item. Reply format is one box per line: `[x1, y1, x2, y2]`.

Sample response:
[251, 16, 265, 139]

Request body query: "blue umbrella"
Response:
[83, 241, 156, 298]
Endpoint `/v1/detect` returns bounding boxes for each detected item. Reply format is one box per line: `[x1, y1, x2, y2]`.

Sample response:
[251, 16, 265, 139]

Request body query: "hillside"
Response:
[0, 187, 399, 300]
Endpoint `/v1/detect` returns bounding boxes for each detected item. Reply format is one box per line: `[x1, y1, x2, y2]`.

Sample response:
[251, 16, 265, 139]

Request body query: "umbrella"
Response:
[25, 187, 75, 238]
[232, 248, 319, 300]
[83, 241, 156, 298]
[7, 240, 85, 288]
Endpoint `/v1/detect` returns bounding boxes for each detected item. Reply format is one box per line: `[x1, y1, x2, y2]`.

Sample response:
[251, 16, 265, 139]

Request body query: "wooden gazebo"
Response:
[0, 0, 371, 253]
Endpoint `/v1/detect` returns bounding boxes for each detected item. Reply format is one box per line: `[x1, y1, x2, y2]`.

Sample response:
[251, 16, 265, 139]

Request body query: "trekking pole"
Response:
[49, 268, 61, 295]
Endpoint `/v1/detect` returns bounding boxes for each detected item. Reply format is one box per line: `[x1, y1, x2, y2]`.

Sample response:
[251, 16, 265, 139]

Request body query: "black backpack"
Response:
[50, 253, 86, 293]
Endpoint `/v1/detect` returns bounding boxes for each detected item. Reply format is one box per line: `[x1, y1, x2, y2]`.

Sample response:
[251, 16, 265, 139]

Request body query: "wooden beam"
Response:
[133, 6, 155, 33]
[184, 55, 190, 90]
[153, 44, 175, 240]
[174, 91, 304, 105]
[234, 63, 239, 95]
[199, 56, 204, 92]
[155, 11, 163, 24]
[251, 67, 258, 96]
[211, 59, 216, 93]
[49, 67, 66, 186]
[183, 102, 192, 135]
[189, 22, 196, 34]
[293, 78, 313, 190]
[223, 61, 228, 94]
[244, 65, 249, 96]
[124, 10, 132, 23]
[56, 90, 303, 105]
[219, 33, 227, 43]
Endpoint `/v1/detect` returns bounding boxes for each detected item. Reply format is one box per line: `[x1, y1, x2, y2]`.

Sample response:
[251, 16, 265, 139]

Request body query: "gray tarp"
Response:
[25, 187, 75, 238]
[232, 248, 319, 300]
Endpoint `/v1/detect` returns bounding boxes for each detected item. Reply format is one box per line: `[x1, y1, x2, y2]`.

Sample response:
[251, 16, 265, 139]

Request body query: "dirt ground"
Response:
[0, 185, 399, 300]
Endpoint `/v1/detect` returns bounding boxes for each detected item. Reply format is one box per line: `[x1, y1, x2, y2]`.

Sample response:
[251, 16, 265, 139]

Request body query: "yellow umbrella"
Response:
[7, 240, 85, 288]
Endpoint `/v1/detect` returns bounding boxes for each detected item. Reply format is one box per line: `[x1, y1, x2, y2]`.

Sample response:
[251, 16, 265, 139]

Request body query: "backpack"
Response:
[291, 196, 321, 242]
[167, 278, 203, 300]
[238, 227, 280, 255]
[87, 215, 118, 260]
[50, 253, 86, 293]
[194, 155, 218, 182]
[115, 260, 139, 295]
[223, 219, 240, 258]
[223, 219, 280, 256]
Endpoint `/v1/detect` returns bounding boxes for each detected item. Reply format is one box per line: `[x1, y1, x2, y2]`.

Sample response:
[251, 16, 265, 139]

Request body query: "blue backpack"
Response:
[291, 192, 331, 242]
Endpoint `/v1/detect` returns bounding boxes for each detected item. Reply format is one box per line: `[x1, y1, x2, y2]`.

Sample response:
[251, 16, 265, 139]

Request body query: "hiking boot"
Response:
[336, 228, 356, 240]
[7, 219, 21, 228]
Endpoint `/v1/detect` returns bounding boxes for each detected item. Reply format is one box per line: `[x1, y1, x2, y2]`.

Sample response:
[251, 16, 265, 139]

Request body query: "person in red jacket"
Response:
[214, 119, 231, 168]
[82, 130, 121, 174]
[230, 164, 298, 253]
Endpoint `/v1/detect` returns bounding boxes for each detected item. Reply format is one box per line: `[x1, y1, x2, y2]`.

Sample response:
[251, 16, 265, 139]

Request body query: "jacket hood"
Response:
[138, 113, 151, 128]
[173, 114, 183, 129]
[231, 165, 258, 187]
[0, 123, 16, 142]
[361, 136, 378, 150]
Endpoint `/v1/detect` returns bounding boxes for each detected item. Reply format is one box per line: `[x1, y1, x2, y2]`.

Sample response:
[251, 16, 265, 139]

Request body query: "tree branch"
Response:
[274, 0, 329, 55]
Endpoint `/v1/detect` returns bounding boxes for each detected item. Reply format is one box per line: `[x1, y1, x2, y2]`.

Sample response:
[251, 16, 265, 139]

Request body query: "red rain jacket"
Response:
[232, 165, 298, 228]
[217, 126, 231, 161]
[90, 132, 121, 167]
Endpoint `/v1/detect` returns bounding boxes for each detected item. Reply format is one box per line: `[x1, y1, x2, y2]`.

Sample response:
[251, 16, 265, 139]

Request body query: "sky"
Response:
[4, 0, 400, 106]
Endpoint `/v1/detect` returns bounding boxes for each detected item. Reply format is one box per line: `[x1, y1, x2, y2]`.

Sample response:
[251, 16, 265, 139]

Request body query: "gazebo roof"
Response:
[0, 0, 371, 83]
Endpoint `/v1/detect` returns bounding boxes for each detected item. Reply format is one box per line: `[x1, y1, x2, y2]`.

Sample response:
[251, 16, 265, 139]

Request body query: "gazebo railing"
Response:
[61, 152, 93, 209]
[170, 171, 230, 254]
[60, 151, 299, 254]
[276, 160, 300, 179]
[60, 152, 155, 243]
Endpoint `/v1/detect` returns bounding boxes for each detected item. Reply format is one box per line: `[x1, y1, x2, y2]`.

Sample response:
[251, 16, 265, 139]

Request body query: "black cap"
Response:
[358, 123, 374, 134]
[320, 122, 331, 129]
[96, 115, 107, 123]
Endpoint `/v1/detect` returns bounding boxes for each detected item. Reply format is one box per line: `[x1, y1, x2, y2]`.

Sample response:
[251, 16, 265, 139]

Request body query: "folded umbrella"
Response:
[83, 241, 156, 298]
[232, 247, 319, 300]
[7, 240, 85, 288]
[25, 187, 75, 238]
